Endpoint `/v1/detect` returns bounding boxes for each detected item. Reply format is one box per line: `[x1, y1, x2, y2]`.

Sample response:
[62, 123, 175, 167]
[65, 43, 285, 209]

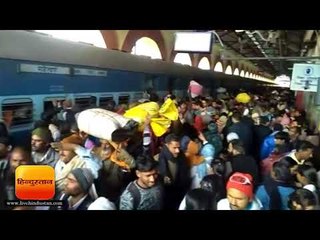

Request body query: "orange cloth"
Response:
[108, 141, 131, 170]
[184, 141, 204, 167]
[110, 151, 130, 170]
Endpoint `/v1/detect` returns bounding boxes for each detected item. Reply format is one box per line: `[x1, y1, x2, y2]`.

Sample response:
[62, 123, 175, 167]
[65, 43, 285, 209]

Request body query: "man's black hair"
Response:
[136, 155, 158, 172]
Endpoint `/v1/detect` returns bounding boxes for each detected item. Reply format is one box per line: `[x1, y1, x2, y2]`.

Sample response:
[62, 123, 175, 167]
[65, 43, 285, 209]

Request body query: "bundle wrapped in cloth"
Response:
[124, 98, 178, 137]
[77, 108, 137, 141]
[188, 80, 203, 98]
[124, 101, 159, 123]
[235, 92, 251, 104]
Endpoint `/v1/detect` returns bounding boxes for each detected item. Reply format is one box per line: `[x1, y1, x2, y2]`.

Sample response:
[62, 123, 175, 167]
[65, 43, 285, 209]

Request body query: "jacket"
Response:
[260, 131, 278, 160]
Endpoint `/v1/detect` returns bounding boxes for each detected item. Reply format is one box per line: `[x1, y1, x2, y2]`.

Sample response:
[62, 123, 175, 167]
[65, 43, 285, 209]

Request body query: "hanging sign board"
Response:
[290, 63, 320, 92]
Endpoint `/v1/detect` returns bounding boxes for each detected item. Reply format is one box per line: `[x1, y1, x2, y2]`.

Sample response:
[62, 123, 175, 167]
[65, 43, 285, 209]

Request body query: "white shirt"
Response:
[74, 146, 102, 179]
[55, 160, 66, 177]
[179, 196, 186, 210]
[54, 146, 102, 179]
[303, 184, 319, 205]
[304, 184, 316, 193]
[48, 123, 61, 141]
[217, 197, 262, 210]
[287, 150, 305, 165]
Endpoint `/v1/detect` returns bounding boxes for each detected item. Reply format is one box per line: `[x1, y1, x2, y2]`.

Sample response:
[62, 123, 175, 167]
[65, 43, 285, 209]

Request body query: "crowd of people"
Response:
[1, 87, 319, 210]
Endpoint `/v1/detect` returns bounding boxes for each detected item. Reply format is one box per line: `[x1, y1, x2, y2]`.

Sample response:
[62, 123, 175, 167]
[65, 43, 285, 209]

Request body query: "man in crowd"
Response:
[120, 155, 163, 210]
[217, 172, 262, 210]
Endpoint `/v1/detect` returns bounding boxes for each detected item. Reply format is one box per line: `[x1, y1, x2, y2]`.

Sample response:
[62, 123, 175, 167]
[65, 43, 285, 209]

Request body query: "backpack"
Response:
[0, 160, 8, 180]
[127, 182, 141, 210]
[116, 181, 141, 210]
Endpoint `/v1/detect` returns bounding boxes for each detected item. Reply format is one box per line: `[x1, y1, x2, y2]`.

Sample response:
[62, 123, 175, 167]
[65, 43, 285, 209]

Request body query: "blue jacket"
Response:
[255, 185, 295, 210]
[260, 131, 278, 160]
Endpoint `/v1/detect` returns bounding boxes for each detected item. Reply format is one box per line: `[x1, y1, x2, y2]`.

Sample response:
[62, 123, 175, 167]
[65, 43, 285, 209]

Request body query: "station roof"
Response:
[214, 30, 318, 76]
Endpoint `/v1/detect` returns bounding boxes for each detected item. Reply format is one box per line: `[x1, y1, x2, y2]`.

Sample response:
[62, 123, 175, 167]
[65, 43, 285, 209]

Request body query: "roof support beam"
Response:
[221, 56, 320, 61]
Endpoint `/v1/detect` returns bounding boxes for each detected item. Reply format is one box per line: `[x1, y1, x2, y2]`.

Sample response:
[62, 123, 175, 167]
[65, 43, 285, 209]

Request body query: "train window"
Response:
[99, 95, 114, 108]
[118, 95, 130, 106]
[2, 99, 33, 127]
[43, 97, 65, 113]
[74, 96, 96, 111]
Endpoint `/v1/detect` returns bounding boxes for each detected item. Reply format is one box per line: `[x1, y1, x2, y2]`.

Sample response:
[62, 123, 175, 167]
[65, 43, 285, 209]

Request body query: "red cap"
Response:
[226, 172, 253, 200]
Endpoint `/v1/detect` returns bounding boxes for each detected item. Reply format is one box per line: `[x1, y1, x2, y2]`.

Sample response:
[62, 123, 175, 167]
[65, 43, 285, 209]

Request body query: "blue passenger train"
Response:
[0, 30, 269, 145]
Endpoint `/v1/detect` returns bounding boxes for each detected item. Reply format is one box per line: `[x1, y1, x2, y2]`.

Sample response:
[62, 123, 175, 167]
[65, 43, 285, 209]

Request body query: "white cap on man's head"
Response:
[227, 132, 239, 142]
